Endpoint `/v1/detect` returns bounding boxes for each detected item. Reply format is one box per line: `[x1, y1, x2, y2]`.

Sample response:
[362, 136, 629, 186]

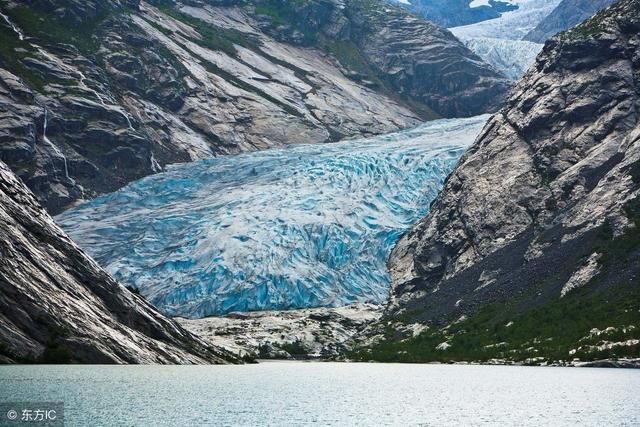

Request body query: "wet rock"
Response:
[180, 304, 383, 359]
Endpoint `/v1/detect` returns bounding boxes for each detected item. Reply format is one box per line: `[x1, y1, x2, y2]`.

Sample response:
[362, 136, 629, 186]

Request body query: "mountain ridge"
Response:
[0, 0, 510, 214]
[524, 0, 617, 43]
[0, 159, 239, 364]
[352, 0, 640, 364]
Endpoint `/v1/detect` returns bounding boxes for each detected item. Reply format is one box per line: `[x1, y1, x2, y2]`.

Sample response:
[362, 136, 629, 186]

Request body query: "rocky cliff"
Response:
[0, 0, 509, 214]
[524, 0, 617, 43]
[354, 0, 640, 364]
[0, 159, 239, 364]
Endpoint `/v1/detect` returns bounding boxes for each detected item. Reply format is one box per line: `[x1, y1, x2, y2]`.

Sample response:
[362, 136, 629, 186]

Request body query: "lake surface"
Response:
[1, 363, 639, 426]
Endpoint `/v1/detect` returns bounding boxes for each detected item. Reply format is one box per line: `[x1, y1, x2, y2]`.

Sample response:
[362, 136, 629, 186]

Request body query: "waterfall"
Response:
[33, 46, 135, 131]
[2, 10, 135, 132]
[42, 109, 70, 180]
[77, 70, 135, 130]
[0, 11, 24, 41]
[150, 152, 162, 173]
[77, 70, 107, 107]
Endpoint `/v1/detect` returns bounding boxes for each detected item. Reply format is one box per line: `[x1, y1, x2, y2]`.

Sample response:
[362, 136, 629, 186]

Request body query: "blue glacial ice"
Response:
[56, 116, 489, 318]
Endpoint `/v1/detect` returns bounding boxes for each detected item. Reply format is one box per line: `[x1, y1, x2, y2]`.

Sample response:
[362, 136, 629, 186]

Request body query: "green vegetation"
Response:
[277, 340, 308, 357]
[0, 3, 134, 93]
[6, 5, 116, 54]
[126, 285, 141, 295]
[156, 5, 258, 56]
[0, 25, 45, 91]
[0, 320, 73, 364]
[195, 51, 305, 117]
[38, 341, 72, 364]
[257, 340, 308, 359]
[352, 197, 640, 364]
[560, 0, 621, 40]
[351, 284, 640, 364]
[325, 41, 373, 76]
[253, 0, 319, 45]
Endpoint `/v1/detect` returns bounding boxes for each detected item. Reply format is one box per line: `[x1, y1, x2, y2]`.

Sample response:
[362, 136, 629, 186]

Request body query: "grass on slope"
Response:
[5, 5, 117, 54]
[351, 284, 640, 364]
[156, 5, 258, 57]
[0, 25, 46, 91]
[351, 198, 640, 364]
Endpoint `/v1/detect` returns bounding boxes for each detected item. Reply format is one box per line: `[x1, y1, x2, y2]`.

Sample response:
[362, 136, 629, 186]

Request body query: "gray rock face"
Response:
[180, 304, 383, 359]
[0, 159, 237, 364]
[524, 0, 617, 43]
[252, 0, 511, 117]
[387, 0, 640, 325]
[0, 0, 509, 213]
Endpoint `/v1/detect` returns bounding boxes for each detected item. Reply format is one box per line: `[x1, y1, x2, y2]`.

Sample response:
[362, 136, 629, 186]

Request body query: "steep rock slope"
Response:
[0, 160, 238, 364]
[0, 0, 509, 214]
[252, 0, 510, 117]
[524, 0, 617, 43]
[358, 0, 640, 363]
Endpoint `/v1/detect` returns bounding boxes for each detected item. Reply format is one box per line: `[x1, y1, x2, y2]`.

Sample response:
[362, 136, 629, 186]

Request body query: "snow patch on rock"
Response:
[561, 253, 601, 297]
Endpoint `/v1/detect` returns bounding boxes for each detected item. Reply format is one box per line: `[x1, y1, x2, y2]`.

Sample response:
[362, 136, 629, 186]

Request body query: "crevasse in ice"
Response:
[56, 116, 489, 318]
[456, 37, 542, 80]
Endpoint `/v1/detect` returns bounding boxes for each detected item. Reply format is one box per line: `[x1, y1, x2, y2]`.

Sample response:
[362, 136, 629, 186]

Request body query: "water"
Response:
[0, 11, 24, 40]
[1, 363, 638, 426]
[56, 116, 488, 318]
[42, 109, 71, 180]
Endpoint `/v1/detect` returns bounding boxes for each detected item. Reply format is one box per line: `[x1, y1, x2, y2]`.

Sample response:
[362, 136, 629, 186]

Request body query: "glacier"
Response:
[457, 36, 543, 80]
[56, 116, 489, 318]
[450, 0, 562, 40]
[449, 0, 557, 79]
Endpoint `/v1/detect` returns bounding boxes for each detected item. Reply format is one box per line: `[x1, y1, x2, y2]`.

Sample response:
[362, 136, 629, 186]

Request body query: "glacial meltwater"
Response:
[1, 363, 639, 426]
[56, 116, 488, 317]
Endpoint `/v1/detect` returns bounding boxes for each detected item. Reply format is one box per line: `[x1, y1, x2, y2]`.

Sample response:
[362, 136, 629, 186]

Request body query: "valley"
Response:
[0, 0, 637, 368]
[56, 116, 487, 319]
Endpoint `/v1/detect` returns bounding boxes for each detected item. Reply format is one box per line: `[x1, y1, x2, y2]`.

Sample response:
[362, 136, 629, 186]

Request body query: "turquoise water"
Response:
[1, 363, 639, 426]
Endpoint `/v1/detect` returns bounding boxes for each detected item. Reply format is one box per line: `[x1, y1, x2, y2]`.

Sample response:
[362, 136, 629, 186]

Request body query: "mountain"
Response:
[524, 0, 617, 43]
[449, 0, 561, 40]
[389, 0, 518, 28]
[0, 160, 239, 364]
[353, 0, 640, 364]
[447, 1, 561, 81]
[0, 0, 509, 214]
[55, 116, 487, 318]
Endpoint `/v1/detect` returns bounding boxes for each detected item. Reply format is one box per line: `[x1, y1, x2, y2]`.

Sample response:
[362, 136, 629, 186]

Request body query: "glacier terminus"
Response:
[57, 116, 489, 318]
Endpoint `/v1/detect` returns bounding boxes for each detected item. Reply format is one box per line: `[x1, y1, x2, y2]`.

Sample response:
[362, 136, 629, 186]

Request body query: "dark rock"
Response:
[383, 0, 640, 345]
[0, 0, 510, 213]
[0, 159, 238, 364]
[524, 0, 618, 43]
